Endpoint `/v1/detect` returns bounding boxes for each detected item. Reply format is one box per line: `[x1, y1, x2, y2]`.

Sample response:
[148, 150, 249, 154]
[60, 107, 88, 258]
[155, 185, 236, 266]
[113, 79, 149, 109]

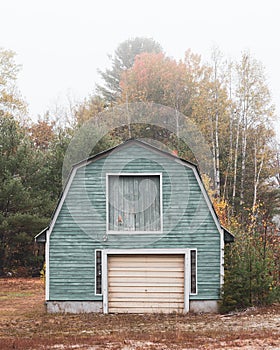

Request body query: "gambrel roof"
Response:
[35, 139, 234, 243]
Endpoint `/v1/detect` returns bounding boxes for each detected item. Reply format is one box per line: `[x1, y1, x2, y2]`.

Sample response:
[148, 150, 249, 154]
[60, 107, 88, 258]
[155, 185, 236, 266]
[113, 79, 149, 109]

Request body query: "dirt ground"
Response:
[0, 278, 279, 349]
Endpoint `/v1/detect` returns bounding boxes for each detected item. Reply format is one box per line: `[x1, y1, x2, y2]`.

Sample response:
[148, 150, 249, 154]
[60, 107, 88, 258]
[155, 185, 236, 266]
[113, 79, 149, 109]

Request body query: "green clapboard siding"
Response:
[49, 142, 221, 301]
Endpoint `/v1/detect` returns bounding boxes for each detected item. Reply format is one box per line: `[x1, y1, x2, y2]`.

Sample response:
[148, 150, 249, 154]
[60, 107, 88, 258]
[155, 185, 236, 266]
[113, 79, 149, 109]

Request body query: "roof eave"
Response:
[35, 227, 48, 243]
[222, 226, 235, 243]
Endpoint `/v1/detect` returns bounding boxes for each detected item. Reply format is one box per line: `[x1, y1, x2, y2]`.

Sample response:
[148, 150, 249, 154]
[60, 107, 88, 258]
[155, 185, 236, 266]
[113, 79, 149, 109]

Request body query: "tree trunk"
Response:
[215, 111, 220, 197]
[252, 143, 264, 212]
[240, 99, 248, 207]
[232, 116, 240, 208]
[222, 108, 233, 201]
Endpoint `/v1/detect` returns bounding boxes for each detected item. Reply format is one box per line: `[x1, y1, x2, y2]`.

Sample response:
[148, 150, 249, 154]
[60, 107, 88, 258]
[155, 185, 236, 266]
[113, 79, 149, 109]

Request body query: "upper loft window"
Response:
[107, 174, 162, 233]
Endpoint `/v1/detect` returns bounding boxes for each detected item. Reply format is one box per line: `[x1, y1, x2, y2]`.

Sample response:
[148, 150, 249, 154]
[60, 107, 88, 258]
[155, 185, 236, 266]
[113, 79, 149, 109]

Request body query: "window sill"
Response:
[107, 230, 163, 235]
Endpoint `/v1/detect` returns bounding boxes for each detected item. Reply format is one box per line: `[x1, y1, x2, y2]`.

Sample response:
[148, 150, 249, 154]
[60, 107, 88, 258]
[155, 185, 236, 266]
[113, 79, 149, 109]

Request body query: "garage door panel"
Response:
[109, 301, 184, 308]
[109, 277, 184, 284]
[109, 301, 184, 314]
[110, 293, 184, 301]
[108, 271, 184, 278]
[109, 264, 182, 273]
[109, 254, 182, 261]
[109, 286, 184, 293]
[109, 257, 184, 266]
[108, 254, 185, 313]
[109, 307, 179, 314]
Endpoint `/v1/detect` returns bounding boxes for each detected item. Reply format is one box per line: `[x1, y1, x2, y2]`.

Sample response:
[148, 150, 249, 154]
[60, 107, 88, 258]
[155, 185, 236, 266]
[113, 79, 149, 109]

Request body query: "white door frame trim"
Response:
[102, 248, 190, 314]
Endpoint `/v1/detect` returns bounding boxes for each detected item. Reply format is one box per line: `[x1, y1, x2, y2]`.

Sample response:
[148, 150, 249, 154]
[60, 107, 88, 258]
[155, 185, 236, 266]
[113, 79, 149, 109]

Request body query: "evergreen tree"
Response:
[97, 37, 162, 103]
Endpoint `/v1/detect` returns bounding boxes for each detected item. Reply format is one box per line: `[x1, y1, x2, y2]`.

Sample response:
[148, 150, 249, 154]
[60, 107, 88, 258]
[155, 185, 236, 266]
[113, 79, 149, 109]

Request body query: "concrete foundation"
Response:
[46, 301, 103, 313]
[189, 300, 219, 313]
[46, 300, 219, 314]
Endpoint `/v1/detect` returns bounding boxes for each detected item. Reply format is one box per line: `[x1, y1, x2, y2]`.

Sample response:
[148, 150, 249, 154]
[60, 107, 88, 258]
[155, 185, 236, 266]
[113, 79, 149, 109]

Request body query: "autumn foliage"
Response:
[121, 53, 187, 107]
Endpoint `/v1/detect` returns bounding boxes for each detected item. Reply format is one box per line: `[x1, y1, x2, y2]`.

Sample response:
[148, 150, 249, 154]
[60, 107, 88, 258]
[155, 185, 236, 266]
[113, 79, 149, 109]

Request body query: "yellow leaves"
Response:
[213, 198, 228, 227]
[201, 174, 215, 200]
[201, 174, 234, 228]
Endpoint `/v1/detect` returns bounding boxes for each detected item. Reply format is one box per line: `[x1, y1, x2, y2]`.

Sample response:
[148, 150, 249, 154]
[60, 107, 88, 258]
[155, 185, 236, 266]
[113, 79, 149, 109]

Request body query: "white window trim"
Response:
[102, 248, 190, 314]
[190, 248, 198, 295]
[106, 173, 163, 234]
[95, 250, 103, 296]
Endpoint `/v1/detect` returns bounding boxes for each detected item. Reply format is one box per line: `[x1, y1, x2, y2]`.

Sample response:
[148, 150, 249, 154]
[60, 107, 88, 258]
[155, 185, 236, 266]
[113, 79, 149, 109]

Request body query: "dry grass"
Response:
[0, 278, 280, 349]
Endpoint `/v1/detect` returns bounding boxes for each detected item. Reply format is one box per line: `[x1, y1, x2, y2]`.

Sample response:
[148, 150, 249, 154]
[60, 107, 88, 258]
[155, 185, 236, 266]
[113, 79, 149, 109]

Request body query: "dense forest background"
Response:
[0, 37, 279, 311]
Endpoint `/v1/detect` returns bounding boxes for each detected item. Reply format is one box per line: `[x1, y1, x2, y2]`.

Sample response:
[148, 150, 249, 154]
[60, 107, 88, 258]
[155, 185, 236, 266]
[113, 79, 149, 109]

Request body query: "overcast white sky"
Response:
[1, 0, 280, 138]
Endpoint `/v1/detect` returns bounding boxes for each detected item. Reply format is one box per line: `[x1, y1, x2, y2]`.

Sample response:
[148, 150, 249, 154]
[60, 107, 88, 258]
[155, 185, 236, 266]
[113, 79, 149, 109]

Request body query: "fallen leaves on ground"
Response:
[0, 278, 279, 349]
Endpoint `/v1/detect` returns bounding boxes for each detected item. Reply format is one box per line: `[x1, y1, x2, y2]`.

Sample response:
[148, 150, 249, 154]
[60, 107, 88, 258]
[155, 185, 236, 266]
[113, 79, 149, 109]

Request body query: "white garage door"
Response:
[108, 254, 185, 313]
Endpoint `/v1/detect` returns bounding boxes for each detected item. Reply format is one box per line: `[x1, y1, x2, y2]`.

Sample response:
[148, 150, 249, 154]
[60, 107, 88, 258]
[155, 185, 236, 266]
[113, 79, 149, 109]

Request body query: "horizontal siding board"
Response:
[49, 143, 221, 302]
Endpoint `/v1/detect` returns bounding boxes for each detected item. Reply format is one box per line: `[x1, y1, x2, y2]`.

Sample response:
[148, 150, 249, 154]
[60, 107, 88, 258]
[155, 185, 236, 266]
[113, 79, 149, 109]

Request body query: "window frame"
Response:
[95, 250, 103, 296]
[190, 248, 197, 295]
[106, 173, 163, 234]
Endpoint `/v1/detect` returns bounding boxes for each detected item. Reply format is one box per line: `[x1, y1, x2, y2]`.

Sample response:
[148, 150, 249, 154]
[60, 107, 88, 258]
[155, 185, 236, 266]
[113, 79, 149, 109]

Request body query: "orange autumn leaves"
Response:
[120, 52, 189, 109]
